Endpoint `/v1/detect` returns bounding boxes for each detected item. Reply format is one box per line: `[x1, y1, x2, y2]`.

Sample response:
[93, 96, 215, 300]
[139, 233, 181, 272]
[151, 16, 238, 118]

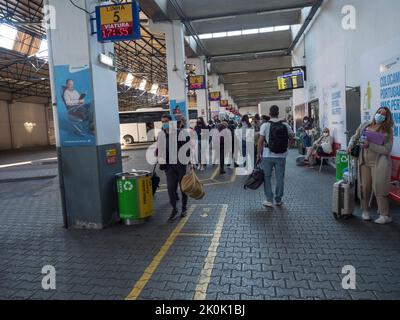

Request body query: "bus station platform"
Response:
[1, 148, 399, 300]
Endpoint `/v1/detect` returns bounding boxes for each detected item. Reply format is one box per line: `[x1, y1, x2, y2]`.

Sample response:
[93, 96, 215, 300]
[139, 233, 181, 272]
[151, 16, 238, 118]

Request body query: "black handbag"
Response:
[244, 165, 264, 190]
[350, 145, 360, 158]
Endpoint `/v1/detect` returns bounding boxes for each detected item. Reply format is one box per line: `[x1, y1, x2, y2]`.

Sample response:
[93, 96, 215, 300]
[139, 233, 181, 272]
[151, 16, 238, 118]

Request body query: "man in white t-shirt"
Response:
[257, 105, 294, 208]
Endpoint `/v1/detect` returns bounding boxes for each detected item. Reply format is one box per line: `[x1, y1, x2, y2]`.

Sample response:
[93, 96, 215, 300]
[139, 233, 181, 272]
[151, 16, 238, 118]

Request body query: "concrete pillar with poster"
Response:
[45, 0, 132, 228]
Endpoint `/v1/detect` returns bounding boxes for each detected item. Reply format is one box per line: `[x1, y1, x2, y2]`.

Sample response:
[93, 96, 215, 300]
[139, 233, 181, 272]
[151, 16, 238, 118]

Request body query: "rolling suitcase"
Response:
[332, 158, 355, 220]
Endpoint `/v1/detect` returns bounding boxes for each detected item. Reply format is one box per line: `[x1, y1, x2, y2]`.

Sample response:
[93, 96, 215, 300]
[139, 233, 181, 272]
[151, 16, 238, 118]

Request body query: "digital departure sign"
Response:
[277, 71, 305, 91]
[96, 2, 141, 43]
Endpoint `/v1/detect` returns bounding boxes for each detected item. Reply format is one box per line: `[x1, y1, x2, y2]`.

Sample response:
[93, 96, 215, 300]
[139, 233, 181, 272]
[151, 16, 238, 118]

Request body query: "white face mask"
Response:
[323, 132, 329, 137]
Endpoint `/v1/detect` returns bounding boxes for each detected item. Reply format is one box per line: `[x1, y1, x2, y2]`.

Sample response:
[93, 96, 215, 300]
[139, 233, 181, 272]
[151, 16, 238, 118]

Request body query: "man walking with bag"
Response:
[257, 106, 294, 208]
[157, 114, 188, 221]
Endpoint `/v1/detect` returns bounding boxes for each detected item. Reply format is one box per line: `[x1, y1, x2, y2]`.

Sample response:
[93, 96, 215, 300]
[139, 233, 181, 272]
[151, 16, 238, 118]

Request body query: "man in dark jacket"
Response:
[157, 114, 188, 221]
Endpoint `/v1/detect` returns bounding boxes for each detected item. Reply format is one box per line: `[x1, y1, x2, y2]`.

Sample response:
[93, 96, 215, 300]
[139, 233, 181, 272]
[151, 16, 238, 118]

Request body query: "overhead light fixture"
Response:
[232, 82, 249, 86]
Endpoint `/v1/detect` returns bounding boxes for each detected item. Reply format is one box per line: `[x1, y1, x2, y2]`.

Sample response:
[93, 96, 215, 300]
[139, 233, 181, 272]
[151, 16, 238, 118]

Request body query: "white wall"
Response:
[0, 101, 12, 150]
[292, 0, 400, 155]
[258, 99, 292, 119]
[239, 106, 258, 115]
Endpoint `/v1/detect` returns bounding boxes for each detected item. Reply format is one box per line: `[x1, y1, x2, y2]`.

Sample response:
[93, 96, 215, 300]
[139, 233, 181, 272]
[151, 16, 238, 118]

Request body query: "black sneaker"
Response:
[168, 208, 178, 222]
[181, 208, 188, 218]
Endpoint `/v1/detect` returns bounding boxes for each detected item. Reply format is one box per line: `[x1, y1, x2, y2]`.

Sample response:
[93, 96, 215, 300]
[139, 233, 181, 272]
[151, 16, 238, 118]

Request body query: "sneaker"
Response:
[362, 211, 371, 221]
[263, 201, 273, 208]
[374, 215, 392, 225]
[181, 208, 188, 218]
[275, 200, 283, 207]
[168, 209, 178, 222]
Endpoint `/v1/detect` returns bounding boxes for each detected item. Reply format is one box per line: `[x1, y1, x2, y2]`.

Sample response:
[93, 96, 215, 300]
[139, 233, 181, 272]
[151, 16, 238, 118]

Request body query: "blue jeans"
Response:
[262, 157, 286, 203]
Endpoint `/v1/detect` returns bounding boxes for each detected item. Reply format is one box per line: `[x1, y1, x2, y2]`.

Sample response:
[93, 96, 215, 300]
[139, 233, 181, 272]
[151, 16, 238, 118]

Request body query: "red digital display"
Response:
[101, 24, 133, 39]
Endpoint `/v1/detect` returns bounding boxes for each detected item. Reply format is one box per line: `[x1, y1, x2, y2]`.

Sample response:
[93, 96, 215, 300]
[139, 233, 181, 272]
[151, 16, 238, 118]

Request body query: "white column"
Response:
[153, 20, 188, 122]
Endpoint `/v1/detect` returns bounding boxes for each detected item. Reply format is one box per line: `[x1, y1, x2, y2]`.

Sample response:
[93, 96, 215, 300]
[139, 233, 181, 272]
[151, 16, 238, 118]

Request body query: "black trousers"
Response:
[165, 164, 188, 210]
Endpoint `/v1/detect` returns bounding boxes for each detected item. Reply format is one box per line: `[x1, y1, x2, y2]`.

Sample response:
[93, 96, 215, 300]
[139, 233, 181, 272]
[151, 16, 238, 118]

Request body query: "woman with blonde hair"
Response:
[348, 107, 394, 224]
[306, 127, 334, 166]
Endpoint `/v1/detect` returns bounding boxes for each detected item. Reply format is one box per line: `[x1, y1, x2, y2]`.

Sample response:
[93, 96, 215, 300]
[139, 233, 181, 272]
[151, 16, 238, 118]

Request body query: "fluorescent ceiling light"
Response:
[0, 24, 17, 50]
[232, 82, 249, 86]
[242, 29, 259, 35]
[227, 30, 242, 37]
[274, 25, 290, 31]
[212, 32, 227, 38]
[259, 27, 274, 33]
[199, 33, 213, 39]
[227, 72, 249, 75]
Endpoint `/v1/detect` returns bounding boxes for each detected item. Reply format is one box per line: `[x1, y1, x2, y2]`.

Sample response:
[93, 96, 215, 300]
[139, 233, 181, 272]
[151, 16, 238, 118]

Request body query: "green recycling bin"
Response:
[336, 151, 349, 182]
[116, 171, 154, 225]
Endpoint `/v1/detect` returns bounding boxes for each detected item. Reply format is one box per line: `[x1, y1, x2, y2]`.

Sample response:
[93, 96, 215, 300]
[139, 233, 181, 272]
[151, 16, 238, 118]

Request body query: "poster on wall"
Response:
[170, 100, 188, 121]
[53, 65, 95, 147]
[380, 55, 400, 145]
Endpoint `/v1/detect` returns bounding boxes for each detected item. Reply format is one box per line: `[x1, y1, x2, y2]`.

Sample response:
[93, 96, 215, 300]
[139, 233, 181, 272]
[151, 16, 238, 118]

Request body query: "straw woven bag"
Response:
[181, 168, 205, 200]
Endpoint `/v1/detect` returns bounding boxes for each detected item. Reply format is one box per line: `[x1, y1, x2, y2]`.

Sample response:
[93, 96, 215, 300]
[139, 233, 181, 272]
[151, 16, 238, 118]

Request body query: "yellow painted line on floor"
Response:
[193, 204, 229, 300]
[125, 205, 197, 300]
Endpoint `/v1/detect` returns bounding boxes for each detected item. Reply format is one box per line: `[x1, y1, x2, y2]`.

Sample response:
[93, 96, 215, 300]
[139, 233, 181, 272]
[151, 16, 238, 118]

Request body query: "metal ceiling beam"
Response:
[287, 0, 323, 54]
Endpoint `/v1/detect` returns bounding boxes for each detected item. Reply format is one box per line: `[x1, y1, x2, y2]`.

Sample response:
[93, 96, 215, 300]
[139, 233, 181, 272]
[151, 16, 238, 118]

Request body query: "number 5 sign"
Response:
[96, 2, 141, 43]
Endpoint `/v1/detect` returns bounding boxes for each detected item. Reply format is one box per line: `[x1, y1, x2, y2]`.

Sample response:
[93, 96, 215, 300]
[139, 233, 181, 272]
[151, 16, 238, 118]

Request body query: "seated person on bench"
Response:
[306, 127, 333, 166]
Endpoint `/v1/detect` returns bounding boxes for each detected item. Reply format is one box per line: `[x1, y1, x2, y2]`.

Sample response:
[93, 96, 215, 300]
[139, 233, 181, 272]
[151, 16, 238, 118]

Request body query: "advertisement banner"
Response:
[188, 75, 206, 90]
[170, 99, 188, 122]
[220, 100, 228, 108]
[53, 65, 96, 147]
[380, 56, 400, 149]
[209, 91, 221, 101]
[360, 36, 400, 156]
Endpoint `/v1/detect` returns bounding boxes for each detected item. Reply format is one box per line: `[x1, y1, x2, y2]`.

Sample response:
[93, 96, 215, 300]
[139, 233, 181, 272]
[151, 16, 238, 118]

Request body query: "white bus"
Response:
[119, 108, 199, 145]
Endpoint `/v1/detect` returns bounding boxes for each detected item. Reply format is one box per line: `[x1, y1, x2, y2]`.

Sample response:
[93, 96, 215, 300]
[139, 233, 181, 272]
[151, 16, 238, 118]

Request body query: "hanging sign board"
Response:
[188, 75, 206, 90]
[209, 91, 221, 101]
[96, 2, 141, 43]
[220, 100, 228, 107]
[277, 71, 305, 91]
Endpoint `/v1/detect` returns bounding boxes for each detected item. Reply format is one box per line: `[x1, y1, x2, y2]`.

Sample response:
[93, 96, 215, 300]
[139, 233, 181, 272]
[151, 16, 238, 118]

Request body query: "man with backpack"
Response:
[257, 105, 294, 208]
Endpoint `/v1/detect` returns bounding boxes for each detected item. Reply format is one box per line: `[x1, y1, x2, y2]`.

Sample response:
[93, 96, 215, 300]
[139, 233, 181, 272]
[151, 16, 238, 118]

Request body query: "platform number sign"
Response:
[96, 2, 141, 43]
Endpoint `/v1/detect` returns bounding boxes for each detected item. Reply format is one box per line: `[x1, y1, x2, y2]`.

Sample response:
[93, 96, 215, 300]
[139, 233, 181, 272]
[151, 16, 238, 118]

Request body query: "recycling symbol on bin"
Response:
[341, 155, 348, 163]
[123, 181, 133, 191]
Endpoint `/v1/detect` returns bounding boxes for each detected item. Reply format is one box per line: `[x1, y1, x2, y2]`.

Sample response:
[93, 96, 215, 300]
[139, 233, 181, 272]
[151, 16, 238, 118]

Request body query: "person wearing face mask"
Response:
[157, 114, 188, 222]
[348, 107, 394, 224]
[306, 128, 334, 166]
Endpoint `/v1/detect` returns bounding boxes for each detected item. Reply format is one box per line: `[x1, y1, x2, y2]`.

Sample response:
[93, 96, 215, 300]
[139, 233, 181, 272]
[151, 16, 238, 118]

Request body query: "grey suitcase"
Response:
[332, 158, 355, 220]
